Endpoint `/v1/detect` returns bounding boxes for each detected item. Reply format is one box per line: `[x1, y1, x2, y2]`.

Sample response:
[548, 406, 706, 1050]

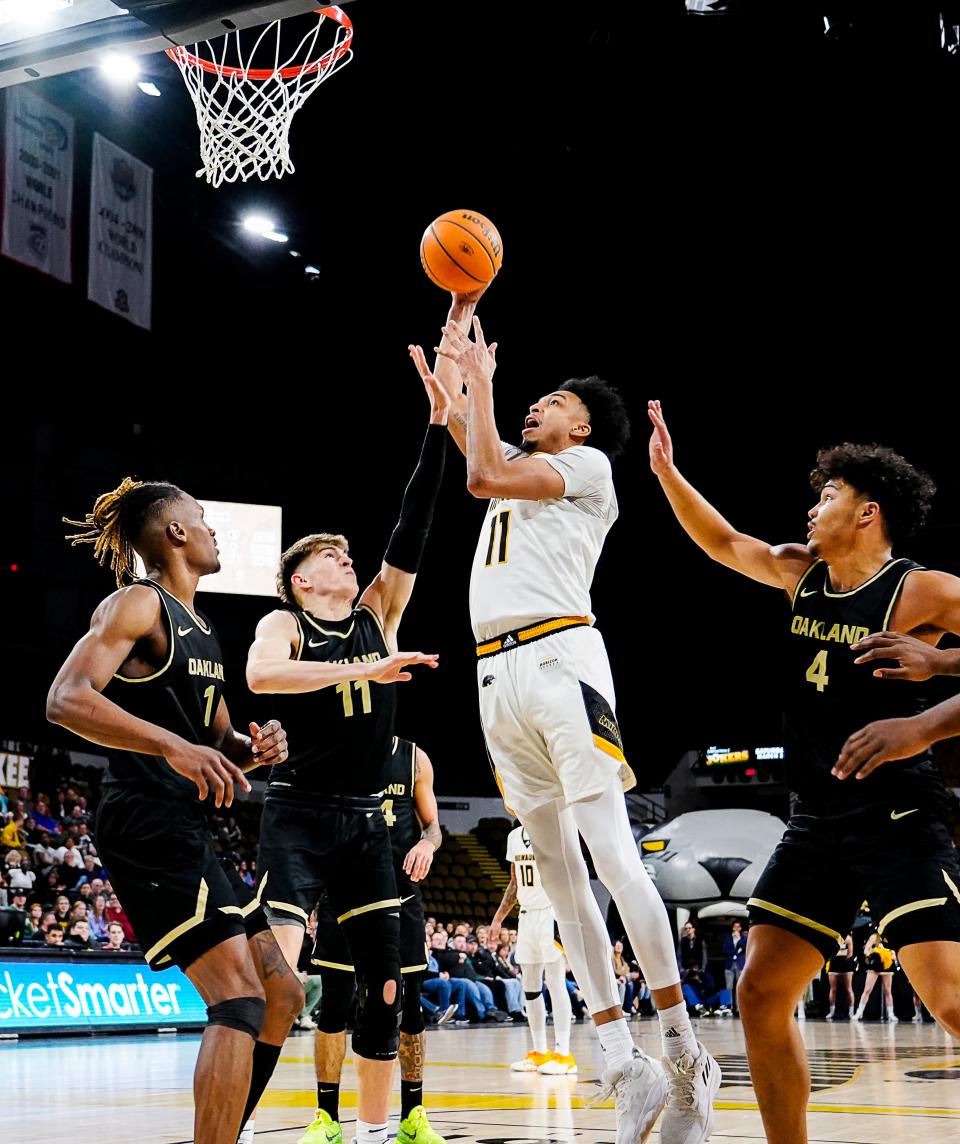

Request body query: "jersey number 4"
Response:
[484, 509, 512, 567]
[805, 650, 829, 692]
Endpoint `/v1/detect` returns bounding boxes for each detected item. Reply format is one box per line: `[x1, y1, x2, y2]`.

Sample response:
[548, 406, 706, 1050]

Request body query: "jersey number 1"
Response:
[484, 509, 511, 567]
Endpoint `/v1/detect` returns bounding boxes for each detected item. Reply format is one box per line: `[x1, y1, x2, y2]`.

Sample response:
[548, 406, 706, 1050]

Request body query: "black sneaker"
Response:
[483, 1009, 510, 1023]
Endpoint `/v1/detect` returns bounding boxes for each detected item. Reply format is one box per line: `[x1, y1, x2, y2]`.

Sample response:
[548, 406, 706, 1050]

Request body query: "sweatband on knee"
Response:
[317, 968, 355, 1035]
[383, 424, 447, 573]
[206, 995, 265, 1041]
[524, 991, 542, 1002]
[348, 913, 402, 1060]
[400, 972, 425, 1035]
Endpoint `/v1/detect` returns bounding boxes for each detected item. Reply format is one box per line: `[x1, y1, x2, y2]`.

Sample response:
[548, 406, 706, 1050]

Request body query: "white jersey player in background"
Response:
[405, 292, 720, 1144]
[491, 824, 575, 1075]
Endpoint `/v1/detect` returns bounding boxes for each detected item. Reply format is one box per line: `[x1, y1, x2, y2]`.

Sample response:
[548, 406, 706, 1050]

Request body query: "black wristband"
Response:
[384, 424, 447, 574]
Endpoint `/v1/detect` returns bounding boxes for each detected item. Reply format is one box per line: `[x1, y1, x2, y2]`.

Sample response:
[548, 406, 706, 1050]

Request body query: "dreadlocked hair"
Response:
[810, 444, 936, 547]
[63, 477, 184, 587]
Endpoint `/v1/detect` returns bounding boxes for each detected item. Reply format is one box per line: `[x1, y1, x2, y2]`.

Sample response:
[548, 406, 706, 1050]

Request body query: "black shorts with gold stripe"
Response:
[312, 875, 427, 976]
[95, 786, 250, 972]
[255, 791, 399, 931]
[748, 800, 960, 960]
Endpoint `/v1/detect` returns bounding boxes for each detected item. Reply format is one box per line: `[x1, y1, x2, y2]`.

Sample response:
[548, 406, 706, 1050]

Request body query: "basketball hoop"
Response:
[166, 6, 353, 187]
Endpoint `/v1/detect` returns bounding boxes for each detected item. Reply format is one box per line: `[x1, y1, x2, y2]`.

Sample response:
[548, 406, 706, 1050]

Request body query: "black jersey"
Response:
[267, 604, 397, 798]
[784, 557, 944, 811]
[102, 580, 225, 803]
[379, 737, 418, 868]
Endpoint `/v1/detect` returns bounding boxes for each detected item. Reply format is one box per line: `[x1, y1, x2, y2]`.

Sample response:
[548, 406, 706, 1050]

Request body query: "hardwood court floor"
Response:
[5, 1017, 959, 1142]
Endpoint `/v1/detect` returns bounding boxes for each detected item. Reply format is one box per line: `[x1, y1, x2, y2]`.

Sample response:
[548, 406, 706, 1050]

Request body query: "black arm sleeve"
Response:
[383, 423, 447, 574]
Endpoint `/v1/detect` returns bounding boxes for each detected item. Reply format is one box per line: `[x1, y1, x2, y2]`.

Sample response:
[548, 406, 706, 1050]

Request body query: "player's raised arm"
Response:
[246, 610, 436, 693]
[47, 586, 249, 806]
[439, 317, 566, 502]
[359, 365, 449, 640]
[403, 746, 442, 882]
[429, 288, 488, 457]
[649, 399, 813, 593]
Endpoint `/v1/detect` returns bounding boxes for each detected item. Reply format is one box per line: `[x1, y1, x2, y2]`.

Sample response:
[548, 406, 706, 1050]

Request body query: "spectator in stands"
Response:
[723, 920, 748, 1013]
[0, 871, 6, 909]
[102, 920, 138, 952]
[31, 832, 58, 871]
[434, 934, 508, 1022]
[53, 895, 72, 931]
[678, 921, 709, 971]
[682, 964, 732, 1017]
[423, 932, 475, 1023]
[23, 816, 41, 845]
[8, 853, 37, 894]
[59, 847, 85, 891]
[2, 815, 26, 851]
[31, 800, 60, 835]
[65, 802, 91, 828]
[24, 901, 45, 939]
[294, 919, 322, 1030]
[238, 860, 254, 888]
[222, 817, 243, 849]
[70, 901, 88, 923]
[613, 939, 633, 1014]
[466, 933, 525, 1018]
[105, 892, 136, 942]
[43, 868, 64, 898]
[65, 918, 98, 950]
[81, 855, 102, 882]
[3, 887, 27, 919]
[88, 893, 110, 941]
[45, 926, 64, 947]
[73, 823, 95, 858]
[0, 785, 7, 818]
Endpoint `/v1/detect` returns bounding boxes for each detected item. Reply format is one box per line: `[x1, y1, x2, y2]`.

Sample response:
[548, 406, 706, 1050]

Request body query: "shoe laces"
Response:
[665, 1052, 698, 1110]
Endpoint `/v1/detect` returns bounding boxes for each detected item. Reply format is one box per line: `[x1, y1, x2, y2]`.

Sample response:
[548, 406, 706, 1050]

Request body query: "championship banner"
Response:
[0, 957, 207, 1034]
[88, 133, 153, 330]
[1, 88, 74, 283]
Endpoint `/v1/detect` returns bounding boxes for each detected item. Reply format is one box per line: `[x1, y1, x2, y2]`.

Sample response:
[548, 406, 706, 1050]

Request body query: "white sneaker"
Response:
[660, 1045, 721, 1144]
[298, 1014, 318, 1030]
[592, 1047, 667, 1144]
[854, 1009, 864, 1021]
[238, 1121, 256, 1144]
[912, 1012, 924, 1023]
[825, 1009, 834, 1021]
[886, 1012, 899, 1025]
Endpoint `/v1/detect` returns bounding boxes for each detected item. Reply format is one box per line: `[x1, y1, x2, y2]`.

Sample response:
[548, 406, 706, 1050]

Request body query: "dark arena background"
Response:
[2, 3, 959, 1142]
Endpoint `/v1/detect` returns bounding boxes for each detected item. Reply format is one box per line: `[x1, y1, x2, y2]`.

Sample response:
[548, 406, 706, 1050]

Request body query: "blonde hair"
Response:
[277, 533, 348, 604]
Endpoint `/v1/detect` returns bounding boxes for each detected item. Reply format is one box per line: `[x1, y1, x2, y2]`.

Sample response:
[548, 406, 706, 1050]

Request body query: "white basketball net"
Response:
[167, 6, 353, 187]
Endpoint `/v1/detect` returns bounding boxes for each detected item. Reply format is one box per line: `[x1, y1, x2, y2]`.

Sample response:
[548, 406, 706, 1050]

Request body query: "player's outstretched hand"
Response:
[403, 839, 436, 882]
[408, 344, 452, 425]
[648, 400, 674, 475]
[368, 651, 439, 684]
[164, 739, 251, 807]
[436, 316, 497, 387]
[851, 631, 947, 681]
[249, 719, 288, 767]
[833, 716, 931, 780]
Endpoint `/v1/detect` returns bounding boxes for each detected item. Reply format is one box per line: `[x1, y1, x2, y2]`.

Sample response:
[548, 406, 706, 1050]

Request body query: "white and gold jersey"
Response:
[469, 444, 618, 642]
[507, 825, 553, 912]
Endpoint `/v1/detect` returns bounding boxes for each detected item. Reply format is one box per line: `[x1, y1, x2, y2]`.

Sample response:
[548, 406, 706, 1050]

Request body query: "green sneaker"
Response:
[396, 1105, 446, 1144]
[297, 1108, 343, 1144]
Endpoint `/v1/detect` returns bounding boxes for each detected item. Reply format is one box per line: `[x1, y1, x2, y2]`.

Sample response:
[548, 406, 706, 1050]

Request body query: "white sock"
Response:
[545, 959, 572, 1056]
[597, 1017, 634, 1073]
[526, 992, 548, 1054]
[356, 1119, 389, 1144]
[658, 1000, 699, 1061]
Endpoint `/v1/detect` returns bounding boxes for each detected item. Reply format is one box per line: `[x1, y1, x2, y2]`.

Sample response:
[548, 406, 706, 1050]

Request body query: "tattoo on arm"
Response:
[453, 412, 468, 429]
[494, 875, 518, 924]
[420, 819, 442, 850]
[399, 1029, 425, 1082]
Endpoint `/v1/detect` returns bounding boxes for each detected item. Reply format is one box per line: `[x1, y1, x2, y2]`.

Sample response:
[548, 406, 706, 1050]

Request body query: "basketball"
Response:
[420, 209, 503, 293]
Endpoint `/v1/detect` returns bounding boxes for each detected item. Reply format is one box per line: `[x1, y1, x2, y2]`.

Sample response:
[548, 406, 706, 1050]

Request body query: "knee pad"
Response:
[347, 912, 401, 1061]
[206, 995, 265, 1041]
[317, 968, 355, 1035]
[400, 972, 425, 1036]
